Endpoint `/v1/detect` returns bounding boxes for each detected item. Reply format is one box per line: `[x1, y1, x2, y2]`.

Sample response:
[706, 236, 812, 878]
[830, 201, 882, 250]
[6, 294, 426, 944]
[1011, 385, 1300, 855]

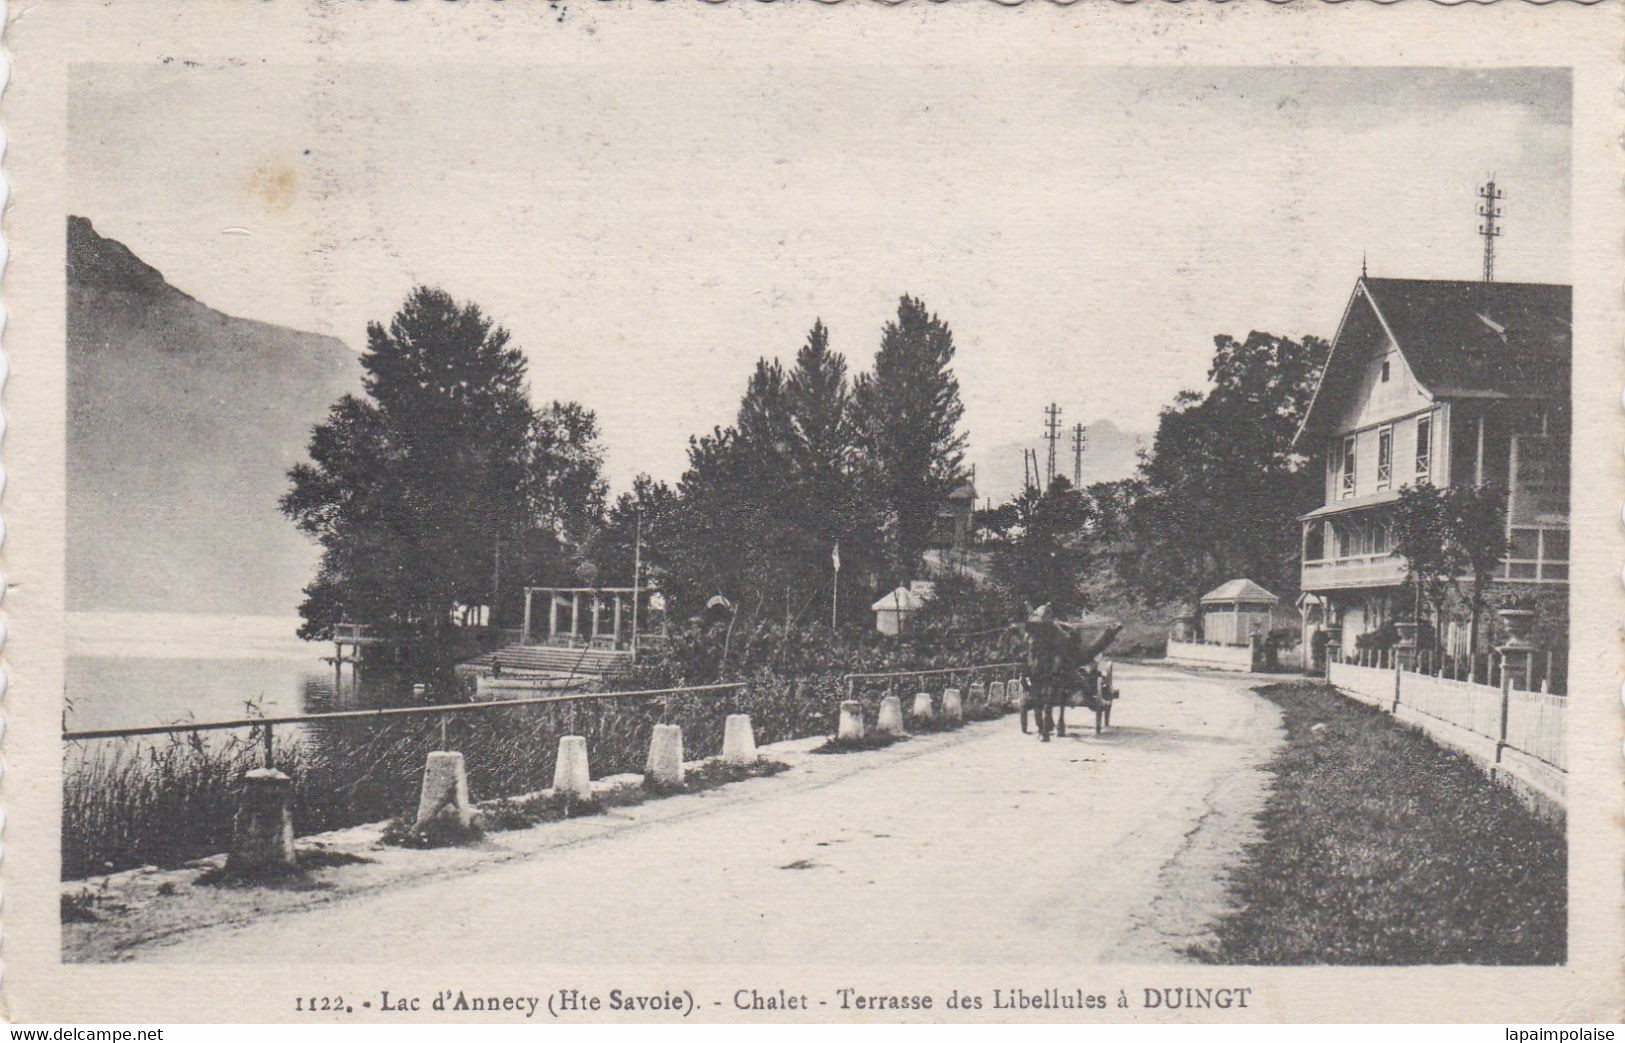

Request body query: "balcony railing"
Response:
[1302, 552, 1408, 591]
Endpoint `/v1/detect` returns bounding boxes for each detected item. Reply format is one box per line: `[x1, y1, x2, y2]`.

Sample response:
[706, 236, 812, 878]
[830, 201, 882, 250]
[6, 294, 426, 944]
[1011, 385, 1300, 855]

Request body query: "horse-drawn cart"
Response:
[1019, 609, 1123, 740]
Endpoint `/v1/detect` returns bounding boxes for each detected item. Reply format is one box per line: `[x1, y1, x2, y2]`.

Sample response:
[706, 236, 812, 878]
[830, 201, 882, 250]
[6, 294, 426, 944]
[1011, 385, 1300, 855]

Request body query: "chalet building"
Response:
[929, 479, 978, 553]
[1293, 275, 1570, 662]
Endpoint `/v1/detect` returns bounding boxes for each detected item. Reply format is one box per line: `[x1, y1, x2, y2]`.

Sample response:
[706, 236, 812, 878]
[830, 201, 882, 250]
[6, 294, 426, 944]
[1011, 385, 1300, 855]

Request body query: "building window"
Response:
[1505, 526, 1570, 583]
[1341, 434, 1356, 498]
[1376, 425, 1393, 489]
[1380, 359, 1391, 383]
[1415, 414, 1432, 481]
[1372, 519, 1390, 555]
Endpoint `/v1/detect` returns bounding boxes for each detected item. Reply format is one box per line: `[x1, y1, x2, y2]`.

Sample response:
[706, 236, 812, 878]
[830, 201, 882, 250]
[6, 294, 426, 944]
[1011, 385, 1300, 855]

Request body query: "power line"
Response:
[1043, 403, 1062, 485]
[1072, 422, 1087, 485]
[1477, 177, 1503, 283]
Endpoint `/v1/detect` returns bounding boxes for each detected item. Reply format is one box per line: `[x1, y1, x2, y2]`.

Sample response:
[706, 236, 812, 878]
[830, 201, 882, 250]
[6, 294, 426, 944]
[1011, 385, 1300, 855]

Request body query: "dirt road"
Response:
[127, 663, 1281, 965]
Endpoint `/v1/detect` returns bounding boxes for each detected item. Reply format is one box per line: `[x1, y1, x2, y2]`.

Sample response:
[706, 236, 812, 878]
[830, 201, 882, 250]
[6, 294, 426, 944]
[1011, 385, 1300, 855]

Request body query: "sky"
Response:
[68, 64, 1570, 495]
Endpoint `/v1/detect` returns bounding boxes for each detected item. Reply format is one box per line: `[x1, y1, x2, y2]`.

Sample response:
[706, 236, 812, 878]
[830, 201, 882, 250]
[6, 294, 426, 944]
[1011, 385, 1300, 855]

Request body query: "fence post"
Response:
[1392, 653, 1402, 713]
[1494, 656, 1512, 778]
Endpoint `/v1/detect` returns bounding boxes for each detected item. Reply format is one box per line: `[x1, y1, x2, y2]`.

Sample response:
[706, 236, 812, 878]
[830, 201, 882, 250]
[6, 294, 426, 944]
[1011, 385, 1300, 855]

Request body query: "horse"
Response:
[1020, 607, 1122, 741]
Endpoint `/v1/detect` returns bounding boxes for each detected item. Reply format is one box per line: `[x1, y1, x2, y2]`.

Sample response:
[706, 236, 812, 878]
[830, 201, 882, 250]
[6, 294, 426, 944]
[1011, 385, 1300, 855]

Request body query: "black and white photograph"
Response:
[3, 0, 1620, 1028]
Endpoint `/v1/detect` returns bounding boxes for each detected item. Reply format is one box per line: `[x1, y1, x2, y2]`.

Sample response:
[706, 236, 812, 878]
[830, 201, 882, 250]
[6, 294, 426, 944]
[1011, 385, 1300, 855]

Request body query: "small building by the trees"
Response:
[1199, 579, 1280, 645]
[871, 580, 936, 636]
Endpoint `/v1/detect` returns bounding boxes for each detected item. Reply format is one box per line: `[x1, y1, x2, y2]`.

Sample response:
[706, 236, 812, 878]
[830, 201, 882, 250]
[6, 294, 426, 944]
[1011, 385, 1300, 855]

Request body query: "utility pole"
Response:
[1043, 403, 1063, 486]
[1477, 178, 1503, 283]
[1072, 422, 1087, 486]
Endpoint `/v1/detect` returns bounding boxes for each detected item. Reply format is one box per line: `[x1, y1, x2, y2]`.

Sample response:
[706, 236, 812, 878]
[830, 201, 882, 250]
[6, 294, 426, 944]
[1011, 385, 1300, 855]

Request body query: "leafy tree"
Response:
[588, 474, 677, 588]
[282, 286, 603, 692]
[973, 501, 1021, 543]
[660, 358, 811, 625]
[1391, 482, 1453, 653]
[656, 320, 887, 632]
[852, 296, 969, 582]
[1126, 331, 1329, 605]
[1444, 482, 1510, 659]
[990, 476, 1093, 611]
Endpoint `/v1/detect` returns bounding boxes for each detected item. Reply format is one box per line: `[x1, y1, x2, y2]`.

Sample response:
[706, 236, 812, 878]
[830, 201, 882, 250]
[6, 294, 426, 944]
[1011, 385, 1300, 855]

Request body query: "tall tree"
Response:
[655, 320, 886, 631]
[1126, 331, 1329, 604]
[1444, 481, 1510, 661]
[660, 360, 806, 624]
[785, 320, 853, 497]
[990, 476, 1093, 611]
[282, 286, 603, 691]
[784, 320, 883, 625]
[853, 295, 969, 581]
[588, 474, 677, 588]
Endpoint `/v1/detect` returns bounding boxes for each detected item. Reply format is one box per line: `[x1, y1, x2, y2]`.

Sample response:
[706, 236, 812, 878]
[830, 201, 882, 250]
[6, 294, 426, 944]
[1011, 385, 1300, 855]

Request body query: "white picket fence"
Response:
[1164, 638, 1255, 671]
[1325, 658, 1566, 808]
[1505, 687, 1567, 772]
[1399, 672, 1506, 746]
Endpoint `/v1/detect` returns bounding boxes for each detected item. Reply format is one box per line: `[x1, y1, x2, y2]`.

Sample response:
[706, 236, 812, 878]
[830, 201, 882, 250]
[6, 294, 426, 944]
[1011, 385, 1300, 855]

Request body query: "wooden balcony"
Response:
[1301, 552, 1408, 592]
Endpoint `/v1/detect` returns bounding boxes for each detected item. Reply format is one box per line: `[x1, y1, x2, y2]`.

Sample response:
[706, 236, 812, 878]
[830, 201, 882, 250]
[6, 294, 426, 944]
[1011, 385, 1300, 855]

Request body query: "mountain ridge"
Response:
[67, 216, 361, 618]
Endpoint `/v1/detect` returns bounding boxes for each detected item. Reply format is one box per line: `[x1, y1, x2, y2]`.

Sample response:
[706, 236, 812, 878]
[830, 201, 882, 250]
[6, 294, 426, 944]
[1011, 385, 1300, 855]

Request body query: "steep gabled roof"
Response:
[870, 581, 936, 613]
[1200, 578, 1279, 605]
[1361, 278, 1569, 397]
[1295, 276, 1570, 446]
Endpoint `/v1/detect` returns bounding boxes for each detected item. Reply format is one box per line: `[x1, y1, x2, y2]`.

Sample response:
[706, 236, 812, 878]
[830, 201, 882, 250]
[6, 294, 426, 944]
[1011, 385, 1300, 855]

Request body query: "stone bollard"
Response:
[876, 695, 906, 736]
[911, 691, 935, 719]
[415, 750, 475, 831]
[552, 735, 593, 800]
[1010, 677, 1023, 706]
[226, 768, 297, 876]
[990, 681, 1006, 707]
[968, 682, 985, 707]
[722, 714, 759, 765]
[838, 700, 866, 741]
[647, 723, 685, 789]
[942, 687, 964, 723]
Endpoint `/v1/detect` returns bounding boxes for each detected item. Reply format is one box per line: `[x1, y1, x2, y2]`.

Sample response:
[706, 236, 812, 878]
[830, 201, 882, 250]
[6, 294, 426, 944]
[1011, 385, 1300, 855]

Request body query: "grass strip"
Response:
[1193, 680, 1565, 966]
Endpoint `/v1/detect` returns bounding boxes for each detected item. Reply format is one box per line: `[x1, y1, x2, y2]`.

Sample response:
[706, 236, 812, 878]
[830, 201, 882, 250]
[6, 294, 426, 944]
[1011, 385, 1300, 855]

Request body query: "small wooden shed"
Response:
[1199, 579, 1279, 646]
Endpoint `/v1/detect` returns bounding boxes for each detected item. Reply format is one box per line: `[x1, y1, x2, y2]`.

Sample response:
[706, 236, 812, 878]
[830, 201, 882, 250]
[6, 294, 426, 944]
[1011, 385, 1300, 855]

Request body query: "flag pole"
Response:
[631, 508, 642, 662]
[831, 541, 840, 630]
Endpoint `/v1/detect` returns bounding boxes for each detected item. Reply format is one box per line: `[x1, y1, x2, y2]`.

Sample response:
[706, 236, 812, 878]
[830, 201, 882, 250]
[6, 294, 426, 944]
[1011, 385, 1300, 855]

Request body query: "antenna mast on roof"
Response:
[1477, 177, 1504, 283]
[1043, 403, 1063, 486]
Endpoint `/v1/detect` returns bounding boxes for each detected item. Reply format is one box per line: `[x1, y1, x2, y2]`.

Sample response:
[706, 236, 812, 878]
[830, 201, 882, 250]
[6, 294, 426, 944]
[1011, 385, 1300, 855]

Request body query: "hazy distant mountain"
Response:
[973, 419, 1148, 505]
[67, 216, 360, 617]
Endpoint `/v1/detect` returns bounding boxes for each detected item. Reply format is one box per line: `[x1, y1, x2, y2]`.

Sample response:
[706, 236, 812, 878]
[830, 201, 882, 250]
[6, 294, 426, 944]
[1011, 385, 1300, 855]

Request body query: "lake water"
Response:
[64, 611, 375, 732]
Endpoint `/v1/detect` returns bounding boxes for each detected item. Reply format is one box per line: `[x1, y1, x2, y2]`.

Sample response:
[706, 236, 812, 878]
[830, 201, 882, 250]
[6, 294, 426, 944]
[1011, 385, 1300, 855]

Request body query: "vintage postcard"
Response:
[3, 0, 1622, 1025]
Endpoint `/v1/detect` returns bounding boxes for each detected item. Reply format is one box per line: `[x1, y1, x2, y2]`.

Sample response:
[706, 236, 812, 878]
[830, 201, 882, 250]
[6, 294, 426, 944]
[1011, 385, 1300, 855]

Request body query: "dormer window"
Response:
[1380, 359, 1391, 383]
